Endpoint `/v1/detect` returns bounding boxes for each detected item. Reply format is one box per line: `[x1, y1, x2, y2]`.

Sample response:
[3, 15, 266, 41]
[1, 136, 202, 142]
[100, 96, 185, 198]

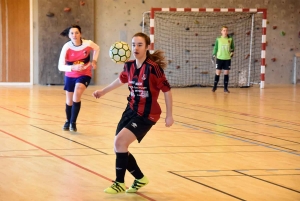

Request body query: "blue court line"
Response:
[203, 130, 300, 157]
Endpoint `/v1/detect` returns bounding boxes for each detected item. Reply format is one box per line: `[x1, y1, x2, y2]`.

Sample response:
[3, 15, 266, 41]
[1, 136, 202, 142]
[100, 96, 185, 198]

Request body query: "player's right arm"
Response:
[58, 43, 83, 72]
[92, 78, 124, 99]
[212, 38, 218, 56]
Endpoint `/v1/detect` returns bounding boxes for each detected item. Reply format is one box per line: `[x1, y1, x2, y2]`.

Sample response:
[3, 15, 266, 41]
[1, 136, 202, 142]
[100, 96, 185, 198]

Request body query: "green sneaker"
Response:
[104, 181, 126, 194]
[126, 176, 149, 193]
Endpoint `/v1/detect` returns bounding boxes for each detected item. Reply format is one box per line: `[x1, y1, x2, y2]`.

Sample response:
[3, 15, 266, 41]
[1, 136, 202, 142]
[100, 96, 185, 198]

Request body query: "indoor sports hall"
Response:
[0, 0, 299, 200]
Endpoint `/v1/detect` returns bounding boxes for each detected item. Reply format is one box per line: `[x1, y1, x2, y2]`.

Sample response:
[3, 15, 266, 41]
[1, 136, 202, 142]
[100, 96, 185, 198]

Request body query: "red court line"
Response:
[0, 106, 61, 123]
[0, 129, 156, 201]
[0, 106, 112, 126]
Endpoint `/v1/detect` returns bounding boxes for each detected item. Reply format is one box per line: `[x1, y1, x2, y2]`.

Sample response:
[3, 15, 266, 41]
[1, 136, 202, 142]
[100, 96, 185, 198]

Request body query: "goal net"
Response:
[143, 8, 267, 88]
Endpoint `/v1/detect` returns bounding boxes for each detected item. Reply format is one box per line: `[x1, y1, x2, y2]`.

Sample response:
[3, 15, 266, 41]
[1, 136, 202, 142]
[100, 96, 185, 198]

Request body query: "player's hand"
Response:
[230, 52, 234, 57]
[211, 55, 216, 66]
[92, 60, 97, 69]
[72, 64, 84, 71]
[165, 116, 174, 127]
[92, 90, 105, 99]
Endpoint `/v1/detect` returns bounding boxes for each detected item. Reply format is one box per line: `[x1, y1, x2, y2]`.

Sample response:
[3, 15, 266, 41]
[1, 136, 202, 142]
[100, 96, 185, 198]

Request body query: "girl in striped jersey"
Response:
[93, 32, 174, 194]
[58, 25, 99, 132]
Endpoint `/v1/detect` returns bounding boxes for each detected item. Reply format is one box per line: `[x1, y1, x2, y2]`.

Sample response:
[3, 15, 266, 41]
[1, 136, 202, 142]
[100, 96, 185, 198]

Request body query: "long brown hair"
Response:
[132, 32, 167, 70]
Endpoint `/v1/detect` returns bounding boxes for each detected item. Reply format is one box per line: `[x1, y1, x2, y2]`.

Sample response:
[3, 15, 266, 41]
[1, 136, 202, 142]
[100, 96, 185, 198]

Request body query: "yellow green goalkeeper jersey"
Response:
[212, 36, 234, 60]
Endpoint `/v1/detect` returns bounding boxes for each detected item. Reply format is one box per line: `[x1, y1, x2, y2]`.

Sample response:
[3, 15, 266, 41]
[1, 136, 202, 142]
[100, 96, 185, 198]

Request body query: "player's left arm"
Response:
[154, 66, 174, 127]
[230, 38, 235, 57]
[163, 90, 174, 127]
[89, 40, 100, 69]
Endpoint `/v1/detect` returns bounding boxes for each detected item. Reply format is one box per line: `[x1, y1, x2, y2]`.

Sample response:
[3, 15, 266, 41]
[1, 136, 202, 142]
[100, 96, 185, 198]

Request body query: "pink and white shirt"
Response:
[58, 39, 100, 78]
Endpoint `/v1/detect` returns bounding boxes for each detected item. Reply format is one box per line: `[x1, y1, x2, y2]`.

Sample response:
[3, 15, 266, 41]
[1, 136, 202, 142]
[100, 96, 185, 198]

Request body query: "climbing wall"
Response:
[38, 0, 94, 85]
[93, 0, 300, 85]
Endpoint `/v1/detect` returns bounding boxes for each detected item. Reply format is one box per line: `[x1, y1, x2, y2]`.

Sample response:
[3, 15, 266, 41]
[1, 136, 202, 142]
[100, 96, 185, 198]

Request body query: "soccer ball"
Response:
[109, 41, 131, 63]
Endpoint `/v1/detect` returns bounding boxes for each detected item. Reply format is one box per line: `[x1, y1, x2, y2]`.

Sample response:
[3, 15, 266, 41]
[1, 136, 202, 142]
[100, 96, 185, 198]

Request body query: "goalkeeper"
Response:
[212, 25, 234, 93]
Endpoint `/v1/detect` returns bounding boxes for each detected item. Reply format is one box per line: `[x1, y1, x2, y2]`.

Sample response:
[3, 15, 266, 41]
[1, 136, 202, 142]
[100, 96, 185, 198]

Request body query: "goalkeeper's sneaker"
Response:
[126, 176, 149, 193]
[212, 86, 217, 92]
[224, 89, 230, 93]
[104, 181, 126, 194]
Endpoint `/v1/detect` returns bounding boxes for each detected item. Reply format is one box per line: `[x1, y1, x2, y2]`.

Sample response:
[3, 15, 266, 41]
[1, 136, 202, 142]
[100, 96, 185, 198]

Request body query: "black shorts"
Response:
[64, 76, 91, 92]
[216, 59, 231, 70]
[116, 105, 156, 143]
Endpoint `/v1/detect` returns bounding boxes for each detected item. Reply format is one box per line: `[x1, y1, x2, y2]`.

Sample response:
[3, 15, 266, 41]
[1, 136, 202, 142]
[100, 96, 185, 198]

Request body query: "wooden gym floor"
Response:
[0, 84, 299, 201]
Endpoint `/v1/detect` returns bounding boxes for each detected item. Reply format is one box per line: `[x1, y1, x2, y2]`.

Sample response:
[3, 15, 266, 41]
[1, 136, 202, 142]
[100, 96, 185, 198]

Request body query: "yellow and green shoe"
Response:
[126, 176, 149, 193]
[104, 181, 126, 194]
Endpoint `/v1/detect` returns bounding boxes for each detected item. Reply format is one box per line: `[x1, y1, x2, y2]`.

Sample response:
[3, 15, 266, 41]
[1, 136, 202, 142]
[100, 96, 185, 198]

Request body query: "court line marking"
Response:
[233, 170, 300, 194]
[31, 125, 108, 155]
[169, 171, 245, 201]
[0, 129, 156, 201]
[175, 120, 300, 155]
[148, 92, 300, 126]
[2, 102, 298, 156]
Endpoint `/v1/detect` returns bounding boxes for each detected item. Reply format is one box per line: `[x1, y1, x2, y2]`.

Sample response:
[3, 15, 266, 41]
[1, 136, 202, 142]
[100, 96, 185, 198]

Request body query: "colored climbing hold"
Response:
[245, 54, 250, 59]
[273, 26, 277, 29]
[271, 58, 276, 62]
[246, 31, 251, 35]
[281, 31, 286, 36]
[64, 7, 71, 12]
[80, 0, 85, 6]
[46, 12, 54, 17]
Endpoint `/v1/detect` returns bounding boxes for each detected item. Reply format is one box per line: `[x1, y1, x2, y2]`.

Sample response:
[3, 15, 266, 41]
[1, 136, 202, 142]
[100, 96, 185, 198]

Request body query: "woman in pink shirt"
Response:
[58, 25, 99, 132]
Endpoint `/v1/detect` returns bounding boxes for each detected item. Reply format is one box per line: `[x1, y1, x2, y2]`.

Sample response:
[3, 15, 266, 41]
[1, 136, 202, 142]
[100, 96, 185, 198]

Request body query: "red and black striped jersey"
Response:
[119, 58, 171, 122]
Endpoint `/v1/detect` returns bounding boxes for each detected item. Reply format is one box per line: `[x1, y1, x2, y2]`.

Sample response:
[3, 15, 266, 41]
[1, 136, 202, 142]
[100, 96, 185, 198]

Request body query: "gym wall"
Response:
[33, 0, 300, 85]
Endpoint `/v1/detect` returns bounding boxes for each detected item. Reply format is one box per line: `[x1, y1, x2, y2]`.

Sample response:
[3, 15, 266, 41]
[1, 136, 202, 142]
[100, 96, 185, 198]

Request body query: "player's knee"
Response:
[114, 138, 128, 151]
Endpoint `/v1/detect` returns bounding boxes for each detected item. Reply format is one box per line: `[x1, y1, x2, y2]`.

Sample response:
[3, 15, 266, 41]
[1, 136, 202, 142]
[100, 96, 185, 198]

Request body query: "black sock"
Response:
[224, 75, 229, 89]
[214, 74, 220, 88]
[116, 152, 129, 183]
[65, 104, 72, 122]
[70, 101, 81, 123]
[127, 153, 144, 180]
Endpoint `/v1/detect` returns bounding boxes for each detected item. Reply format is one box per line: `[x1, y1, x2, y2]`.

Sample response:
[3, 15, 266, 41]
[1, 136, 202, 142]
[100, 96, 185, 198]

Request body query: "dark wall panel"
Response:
[38, 0, 94, 85]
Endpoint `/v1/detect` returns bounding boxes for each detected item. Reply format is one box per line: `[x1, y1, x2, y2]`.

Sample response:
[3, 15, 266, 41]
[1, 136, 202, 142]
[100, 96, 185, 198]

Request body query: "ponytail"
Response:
[146, 50, 167, 70]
